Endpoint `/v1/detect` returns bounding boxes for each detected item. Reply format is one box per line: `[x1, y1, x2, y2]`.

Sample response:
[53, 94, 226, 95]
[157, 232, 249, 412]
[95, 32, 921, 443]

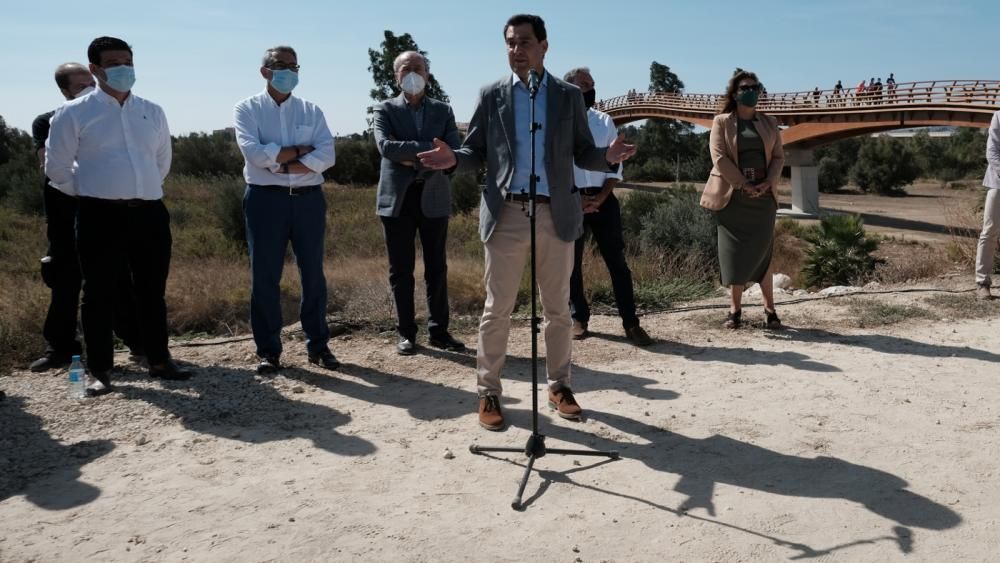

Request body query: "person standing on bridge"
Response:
[562, 67, 652, 347]
[700, 70, 785, 330]
[974, 110, 1000, 300]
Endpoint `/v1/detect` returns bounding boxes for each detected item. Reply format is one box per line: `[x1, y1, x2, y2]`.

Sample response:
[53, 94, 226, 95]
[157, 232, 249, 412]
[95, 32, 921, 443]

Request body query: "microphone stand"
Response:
[470, 68, 619, 511]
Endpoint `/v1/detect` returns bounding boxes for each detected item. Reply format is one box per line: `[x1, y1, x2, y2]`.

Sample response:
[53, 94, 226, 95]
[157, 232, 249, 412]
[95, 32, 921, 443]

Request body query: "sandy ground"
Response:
[1, 283, 998, 562]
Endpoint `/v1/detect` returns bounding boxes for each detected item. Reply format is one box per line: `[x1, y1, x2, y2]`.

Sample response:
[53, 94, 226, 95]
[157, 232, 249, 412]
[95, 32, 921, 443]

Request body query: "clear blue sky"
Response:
[2, 0, 997, 136]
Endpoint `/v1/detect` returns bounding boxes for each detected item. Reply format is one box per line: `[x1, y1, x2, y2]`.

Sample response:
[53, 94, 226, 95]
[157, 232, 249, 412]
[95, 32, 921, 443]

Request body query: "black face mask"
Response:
[582, 89, 596, 108]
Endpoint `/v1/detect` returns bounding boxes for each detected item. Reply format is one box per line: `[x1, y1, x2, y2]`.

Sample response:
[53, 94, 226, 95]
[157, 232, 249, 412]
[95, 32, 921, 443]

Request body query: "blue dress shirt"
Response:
[510, 72, 550, 197]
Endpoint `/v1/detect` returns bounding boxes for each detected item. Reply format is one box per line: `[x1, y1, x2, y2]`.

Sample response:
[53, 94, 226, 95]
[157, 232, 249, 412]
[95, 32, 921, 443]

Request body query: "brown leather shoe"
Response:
[478, 395, 505, 431]
[548, 387, 583, 420]
[572, 321, 589, 340]
[625, 325, 653, 347]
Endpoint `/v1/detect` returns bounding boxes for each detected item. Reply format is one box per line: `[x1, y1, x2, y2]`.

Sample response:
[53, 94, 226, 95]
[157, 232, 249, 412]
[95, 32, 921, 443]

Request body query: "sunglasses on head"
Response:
[737, 84, 761, 92]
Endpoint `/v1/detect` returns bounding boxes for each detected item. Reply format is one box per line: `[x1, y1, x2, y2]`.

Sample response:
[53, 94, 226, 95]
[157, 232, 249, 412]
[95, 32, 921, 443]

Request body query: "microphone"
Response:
[527, 68, 540, 96]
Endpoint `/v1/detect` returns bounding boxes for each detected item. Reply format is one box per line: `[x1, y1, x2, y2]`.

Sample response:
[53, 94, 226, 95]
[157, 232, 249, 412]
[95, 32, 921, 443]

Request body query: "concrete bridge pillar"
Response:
[781, 148, 820, 218]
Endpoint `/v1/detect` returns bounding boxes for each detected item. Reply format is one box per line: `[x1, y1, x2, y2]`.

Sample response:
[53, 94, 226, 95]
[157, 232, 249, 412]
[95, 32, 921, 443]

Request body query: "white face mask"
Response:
[74, 85, 96, 99]
[400, 72, 426, 96]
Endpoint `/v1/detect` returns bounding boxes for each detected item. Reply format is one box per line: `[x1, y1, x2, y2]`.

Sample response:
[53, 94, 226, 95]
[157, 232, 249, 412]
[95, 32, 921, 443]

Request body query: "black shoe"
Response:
[257, 355, 282, 375]
[149, 360, 193, 380]
[764, 308, 783, 330]
[308, 349, 341, 370]
[397, 337, 416, 356]
[29, 353, 71, 372]
[429, 333, 466, 352]
[625, 325, 653, 347]
[724, 309, 742, 329]
[85, 371, 113, 397]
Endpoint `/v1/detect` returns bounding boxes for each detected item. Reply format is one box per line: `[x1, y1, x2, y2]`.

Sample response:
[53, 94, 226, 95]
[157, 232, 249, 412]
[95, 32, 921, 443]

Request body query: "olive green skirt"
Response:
[716, 190, 777, 286]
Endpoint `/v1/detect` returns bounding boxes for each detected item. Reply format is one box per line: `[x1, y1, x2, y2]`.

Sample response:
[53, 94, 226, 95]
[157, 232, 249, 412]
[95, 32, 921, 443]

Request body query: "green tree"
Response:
[367, 31, 449, 103]
[624, 62, 709, 182]
[817, 156, 848, 192]
[649, 61, 684, 93]
[326, 133, 380, 185]
[171, 131, 244, 177]
[850, 136, 919, 195]
[0, 116, 44, 214]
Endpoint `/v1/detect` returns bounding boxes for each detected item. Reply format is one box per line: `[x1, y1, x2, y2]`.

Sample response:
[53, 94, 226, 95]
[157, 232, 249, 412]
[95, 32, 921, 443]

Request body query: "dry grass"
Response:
[923, 293, 1000, 318]
[871, 241, 953, 284]
[845, 298, 936, 328]
[771, 218, 811, 287]
[944, 193, 987, 266]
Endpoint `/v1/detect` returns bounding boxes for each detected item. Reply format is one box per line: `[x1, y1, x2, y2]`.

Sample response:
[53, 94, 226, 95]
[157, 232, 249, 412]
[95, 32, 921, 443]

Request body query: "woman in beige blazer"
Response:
[700, 70, 785, 329]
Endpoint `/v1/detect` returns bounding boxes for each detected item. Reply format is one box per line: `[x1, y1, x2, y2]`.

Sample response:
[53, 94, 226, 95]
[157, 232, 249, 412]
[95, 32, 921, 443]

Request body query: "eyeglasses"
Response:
[268, 63, 300, 72]
[737, 84, 761, 93]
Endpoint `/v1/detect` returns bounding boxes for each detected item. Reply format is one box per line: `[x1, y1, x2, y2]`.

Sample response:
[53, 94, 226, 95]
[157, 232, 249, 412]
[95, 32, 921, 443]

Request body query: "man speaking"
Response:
[418, 14, 636, 430]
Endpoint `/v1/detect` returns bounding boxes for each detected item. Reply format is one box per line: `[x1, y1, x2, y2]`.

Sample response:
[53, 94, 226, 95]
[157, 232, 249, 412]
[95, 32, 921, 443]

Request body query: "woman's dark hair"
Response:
[87, 36, 132, 66]
[718, 69, 760, 114]
[504, 14, 546, 41]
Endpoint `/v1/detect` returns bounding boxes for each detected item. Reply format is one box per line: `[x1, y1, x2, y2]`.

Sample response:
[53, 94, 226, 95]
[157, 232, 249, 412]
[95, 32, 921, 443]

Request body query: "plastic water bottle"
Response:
[68, 355, 86, 399]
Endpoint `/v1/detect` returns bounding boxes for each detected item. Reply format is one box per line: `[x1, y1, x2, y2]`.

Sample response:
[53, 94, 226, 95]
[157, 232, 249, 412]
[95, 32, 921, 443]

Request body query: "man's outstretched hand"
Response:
[417, 138, 457, 170]
[607, 133, 637, 164]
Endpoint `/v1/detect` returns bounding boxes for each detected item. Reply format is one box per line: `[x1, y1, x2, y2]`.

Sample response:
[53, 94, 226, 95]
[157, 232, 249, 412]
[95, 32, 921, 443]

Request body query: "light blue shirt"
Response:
[510, 71, 550, 197]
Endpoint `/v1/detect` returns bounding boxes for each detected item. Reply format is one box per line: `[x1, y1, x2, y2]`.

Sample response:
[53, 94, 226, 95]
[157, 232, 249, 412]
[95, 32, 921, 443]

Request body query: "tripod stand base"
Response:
[470, 434, 620, 510]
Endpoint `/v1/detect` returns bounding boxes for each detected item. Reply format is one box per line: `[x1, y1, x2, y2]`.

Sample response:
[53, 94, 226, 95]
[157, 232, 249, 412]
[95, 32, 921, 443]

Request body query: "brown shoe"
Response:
[478, 395, 505, 431]
[572, 321, 589, 340]
[548, 387, 583, 420]
[625, 325, 653, 346]
[976, 283, 992, 301]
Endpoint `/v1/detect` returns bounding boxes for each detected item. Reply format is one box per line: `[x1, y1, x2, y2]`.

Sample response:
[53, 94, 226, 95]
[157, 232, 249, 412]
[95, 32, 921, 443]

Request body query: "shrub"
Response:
[817, 156, 848, 192]
[450, 173, 481, 215]
[620, 190, 668, 238]
[327, 136, 380, 185]
[638, 188, 717, 261]
[802, 214, 881, 287]
[850, 137, 919, 195]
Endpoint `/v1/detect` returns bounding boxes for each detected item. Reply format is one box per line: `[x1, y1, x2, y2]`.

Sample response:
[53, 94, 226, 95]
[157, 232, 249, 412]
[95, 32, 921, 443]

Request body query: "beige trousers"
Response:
[975, 188, 1000, 285]
[477, 201, 575, 396]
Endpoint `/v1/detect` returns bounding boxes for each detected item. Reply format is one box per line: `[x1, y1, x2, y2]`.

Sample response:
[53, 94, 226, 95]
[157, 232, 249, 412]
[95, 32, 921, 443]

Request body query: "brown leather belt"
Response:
[577, 187, 603, 196]
[506, 192, 550, 204]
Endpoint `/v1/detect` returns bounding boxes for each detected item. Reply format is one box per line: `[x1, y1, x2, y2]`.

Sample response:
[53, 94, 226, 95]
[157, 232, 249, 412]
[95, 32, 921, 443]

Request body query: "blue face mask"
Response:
[270, 69, 299, 94]
[103, 65, 136, 93]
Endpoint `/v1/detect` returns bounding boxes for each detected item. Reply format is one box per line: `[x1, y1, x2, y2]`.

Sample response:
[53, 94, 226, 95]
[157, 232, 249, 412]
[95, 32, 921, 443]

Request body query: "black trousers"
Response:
[76, 197, 171, 373]
[40, 185, 141, 359]
[380, 183, 450, 340]
[569, 192, 639, 329]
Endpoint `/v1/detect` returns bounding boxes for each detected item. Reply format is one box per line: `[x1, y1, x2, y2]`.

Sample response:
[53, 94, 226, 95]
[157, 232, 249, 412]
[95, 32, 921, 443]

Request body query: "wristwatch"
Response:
[281, 162, 289, 174]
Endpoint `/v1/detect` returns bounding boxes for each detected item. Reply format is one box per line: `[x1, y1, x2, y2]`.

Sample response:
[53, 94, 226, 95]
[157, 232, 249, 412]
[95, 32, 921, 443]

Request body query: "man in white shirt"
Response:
[563, 67, 651, 347]
[29, 62, 145, 373]
[233, 45, 338, 374]
[46, 36, 190, 396]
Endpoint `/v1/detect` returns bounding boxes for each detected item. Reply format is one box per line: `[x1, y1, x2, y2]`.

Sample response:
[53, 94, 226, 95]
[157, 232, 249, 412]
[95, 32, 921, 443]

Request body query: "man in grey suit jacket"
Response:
[419, 14, 636, 430]
[373, 51, 465, 355]
[975, 109, 1000, 299]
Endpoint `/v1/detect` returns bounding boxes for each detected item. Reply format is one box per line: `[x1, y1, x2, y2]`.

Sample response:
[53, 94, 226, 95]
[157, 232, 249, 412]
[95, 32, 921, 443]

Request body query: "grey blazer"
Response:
[373, 94, 460, 218]
[454, 71, 616, 242]
[984, 110, 1000, 190]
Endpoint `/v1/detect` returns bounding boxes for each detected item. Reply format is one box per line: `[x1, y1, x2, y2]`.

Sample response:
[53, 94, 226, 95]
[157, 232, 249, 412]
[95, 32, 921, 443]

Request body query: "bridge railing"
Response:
[597, 80, 1000, 116]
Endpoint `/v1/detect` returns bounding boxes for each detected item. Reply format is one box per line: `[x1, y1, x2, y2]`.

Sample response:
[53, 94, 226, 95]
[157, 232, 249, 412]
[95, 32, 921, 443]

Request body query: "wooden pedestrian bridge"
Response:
[598, 79, 1000, 215]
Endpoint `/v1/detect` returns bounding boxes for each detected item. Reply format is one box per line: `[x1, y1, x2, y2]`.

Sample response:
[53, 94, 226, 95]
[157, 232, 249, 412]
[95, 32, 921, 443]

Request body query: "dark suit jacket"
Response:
[373, 94, 460, 218]
[454, 71, 615, 242]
